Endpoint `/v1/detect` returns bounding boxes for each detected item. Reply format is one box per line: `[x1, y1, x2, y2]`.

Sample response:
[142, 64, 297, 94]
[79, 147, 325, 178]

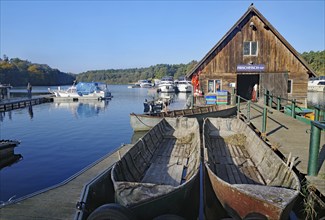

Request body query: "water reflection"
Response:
[28, 105, 34, 119]
[52, 100, 110, 118]
[0, 141, 23, 170]
[131, 131, 147, 144]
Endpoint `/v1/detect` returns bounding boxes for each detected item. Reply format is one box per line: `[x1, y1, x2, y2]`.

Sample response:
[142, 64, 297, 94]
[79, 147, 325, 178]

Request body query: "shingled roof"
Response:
[186, 5, 317, 78]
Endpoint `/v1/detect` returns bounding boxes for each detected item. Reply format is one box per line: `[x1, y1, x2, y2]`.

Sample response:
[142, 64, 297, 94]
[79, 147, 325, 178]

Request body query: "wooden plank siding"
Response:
[187, 5, 316, 106]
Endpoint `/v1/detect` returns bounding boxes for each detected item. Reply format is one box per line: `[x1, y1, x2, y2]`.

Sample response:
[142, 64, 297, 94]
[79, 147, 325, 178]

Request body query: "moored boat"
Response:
[88, 117, 201, 219]
[176, 80, 193, 93]
[308, 76, 325, 92]
[49, 82, 112, 99]
[203, 117, 301, 219]
[143, 98, 164, 113]
[130, 105, 237, 131]
[139, 80, 154, 88]
[158, 76, 175, 93]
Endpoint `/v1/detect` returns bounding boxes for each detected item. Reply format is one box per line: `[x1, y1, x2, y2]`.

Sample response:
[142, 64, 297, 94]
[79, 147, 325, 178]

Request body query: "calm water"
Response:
[0, 85, 189, 202]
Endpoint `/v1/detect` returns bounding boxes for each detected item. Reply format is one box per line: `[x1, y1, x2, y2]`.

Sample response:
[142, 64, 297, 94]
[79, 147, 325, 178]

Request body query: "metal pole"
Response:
[262, 106, 267, 136]
[268, 92, 273, 107]
[291, 99, 296, 118]
[264, 89, 268, 105]
[237, 95, 241, 118]
[314, 105, 320, 121]
[277, 96, 281, 111]
[307, 121, 321, 176]
[247, 101, 251, 123]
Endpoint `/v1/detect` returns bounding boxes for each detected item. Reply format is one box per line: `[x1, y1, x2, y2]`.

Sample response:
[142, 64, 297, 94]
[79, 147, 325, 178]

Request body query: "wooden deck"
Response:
[240, 103, 325, 196]
[0, 144, 132, 220]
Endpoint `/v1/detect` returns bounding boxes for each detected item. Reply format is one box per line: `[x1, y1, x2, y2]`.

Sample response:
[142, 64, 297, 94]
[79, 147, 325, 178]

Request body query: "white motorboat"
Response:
[139, 80, 154, 88]
[158, 76, 175, 93]
[176, 80, 193, 92]
[49, 82, 112, 99]
[128, 80, 153, 88]
[308, 76, 325, 92]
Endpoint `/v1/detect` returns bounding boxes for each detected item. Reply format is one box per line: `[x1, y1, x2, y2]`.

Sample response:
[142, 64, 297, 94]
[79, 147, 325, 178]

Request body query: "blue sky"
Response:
[1, 1, 324, 73]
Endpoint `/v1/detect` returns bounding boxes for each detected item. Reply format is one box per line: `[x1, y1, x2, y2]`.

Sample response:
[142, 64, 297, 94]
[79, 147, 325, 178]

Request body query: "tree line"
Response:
[76, 61, 198, 84]
[0, 50, 323, 86]
[0, 56, 75, 86]
[301, 50, 325, 76]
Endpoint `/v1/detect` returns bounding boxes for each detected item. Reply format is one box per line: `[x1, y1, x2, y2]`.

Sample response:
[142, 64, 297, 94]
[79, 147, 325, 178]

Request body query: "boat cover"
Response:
[76, 82, 103, 95]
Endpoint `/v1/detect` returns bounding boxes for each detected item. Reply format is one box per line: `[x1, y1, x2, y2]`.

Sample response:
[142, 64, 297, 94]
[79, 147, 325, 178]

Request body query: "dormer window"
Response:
[243, 41, 258, 56]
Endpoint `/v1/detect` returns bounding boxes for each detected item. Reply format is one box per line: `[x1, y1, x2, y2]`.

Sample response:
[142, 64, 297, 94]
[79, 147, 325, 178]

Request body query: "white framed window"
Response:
[208, 79, 222, 93]
[243, 41, 258, 56]
[287, 79, 293, 94]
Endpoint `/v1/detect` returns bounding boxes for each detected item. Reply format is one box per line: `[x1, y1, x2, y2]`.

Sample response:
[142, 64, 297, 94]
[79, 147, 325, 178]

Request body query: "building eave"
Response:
[186, 5, 317, 78]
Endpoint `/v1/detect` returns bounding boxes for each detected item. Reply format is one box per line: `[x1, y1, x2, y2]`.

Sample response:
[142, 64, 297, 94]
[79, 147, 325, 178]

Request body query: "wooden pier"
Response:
[0, 144, 132, 220]
[239, 103, 325, 197]
[0, 96, 52, 112]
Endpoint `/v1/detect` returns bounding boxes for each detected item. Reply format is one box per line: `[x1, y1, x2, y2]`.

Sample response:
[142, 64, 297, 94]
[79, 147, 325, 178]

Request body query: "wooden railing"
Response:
[235, 95, 273, 137]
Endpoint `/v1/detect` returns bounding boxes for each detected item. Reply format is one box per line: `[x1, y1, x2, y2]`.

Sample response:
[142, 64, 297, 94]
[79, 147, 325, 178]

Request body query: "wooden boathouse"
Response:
[187, 4, 317, 106]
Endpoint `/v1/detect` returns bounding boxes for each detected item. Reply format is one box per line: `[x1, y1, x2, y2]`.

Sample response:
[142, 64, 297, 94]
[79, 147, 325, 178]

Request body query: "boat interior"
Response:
[203, 117, 300, 189]
[112, 117, 200, 207]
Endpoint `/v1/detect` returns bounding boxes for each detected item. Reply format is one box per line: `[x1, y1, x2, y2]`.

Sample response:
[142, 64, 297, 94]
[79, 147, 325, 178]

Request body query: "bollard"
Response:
[307, 121, 322, 176]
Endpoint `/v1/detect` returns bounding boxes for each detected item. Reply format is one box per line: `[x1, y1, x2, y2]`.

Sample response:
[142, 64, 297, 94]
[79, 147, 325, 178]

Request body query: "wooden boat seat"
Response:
[142, 137, 191, 186]
[207, 136, 265, 185]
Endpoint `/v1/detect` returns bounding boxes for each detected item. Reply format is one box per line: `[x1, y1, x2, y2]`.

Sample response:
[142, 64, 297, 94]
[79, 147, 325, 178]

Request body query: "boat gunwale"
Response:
[130, 105, 237, 118]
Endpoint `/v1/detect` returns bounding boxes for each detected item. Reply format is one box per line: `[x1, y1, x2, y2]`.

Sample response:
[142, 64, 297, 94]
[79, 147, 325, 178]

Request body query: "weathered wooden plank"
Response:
[225, 164, 236, 184]
[216, 164, 229, 182]
[229, 164, 242, 184]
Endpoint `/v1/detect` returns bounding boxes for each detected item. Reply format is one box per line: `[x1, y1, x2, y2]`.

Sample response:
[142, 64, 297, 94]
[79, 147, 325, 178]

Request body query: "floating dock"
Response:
[51, 96, 112, 102]
[0, 96, 52, 112]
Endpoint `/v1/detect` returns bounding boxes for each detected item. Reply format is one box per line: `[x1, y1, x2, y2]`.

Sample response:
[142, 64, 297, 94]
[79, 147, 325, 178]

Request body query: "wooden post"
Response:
[231, 87, 236, 105]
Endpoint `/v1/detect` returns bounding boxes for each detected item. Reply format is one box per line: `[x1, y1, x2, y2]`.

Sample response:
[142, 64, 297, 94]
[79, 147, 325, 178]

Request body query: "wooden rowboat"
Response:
[203, 117, 300, 219]
[88, 117, 201, 219]
[130, 104, 237, 132]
